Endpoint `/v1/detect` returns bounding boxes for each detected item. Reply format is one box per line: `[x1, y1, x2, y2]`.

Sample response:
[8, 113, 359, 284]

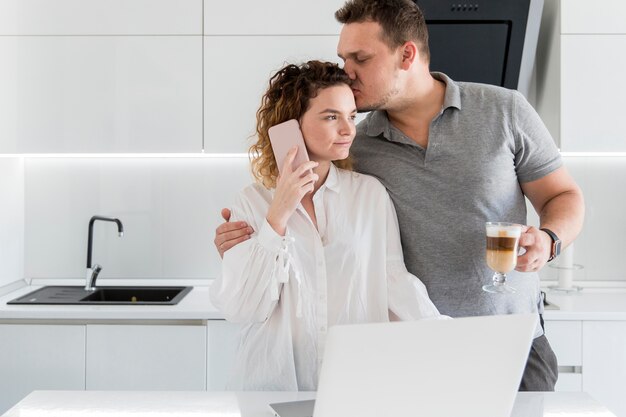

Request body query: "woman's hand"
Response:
[266, 147, 318, 235]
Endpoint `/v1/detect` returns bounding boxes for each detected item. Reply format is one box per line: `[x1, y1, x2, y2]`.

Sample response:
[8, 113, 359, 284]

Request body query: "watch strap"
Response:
[540, 228, 561, 262]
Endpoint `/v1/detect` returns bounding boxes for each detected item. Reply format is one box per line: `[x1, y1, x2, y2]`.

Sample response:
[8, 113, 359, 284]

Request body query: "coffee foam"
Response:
[486, 225, 522, 238]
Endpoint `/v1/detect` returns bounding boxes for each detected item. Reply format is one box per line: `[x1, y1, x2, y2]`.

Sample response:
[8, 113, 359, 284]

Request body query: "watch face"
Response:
[554, 240, 562, 257]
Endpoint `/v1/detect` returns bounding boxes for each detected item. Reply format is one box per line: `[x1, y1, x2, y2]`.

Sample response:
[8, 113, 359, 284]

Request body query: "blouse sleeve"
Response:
[383, 193, 449, 321]
[210, 191, 297, 323]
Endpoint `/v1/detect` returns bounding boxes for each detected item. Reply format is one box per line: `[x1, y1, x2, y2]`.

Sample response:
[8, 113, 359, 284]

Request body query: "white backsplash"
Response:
[531, 157, 626, 282]
[0, 158, 24, 286]
[11, 155, 626, 283]
[24, 157, 251, 280]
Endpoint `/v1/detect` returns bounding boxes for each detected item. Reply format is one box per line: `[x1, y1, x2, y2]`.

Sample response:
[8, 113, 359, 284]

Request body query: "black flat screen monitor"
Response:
[415, 0, 544, 97]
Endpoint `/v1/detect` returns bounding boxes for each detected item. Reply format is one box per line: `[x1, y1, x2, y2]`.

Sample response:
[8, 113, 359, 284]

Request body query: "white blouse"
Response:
[210, 165, 444, 391]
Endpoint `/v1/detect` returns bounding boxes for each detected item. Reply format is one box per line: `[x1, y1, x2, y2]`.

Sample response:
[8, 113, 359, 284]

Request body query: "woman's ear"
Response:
[400, 41, 418, 70]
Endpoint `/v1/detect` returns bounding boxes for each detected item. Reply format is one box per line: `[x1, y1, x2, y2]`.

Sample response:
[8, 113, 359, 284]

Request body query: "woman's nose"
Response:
[339, 118, 355, 136]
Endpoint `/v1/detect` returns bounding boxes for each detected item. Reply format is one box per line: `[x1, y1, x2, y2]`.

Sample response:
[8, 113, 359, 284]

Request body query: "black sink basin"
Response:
[81, 287, 191, 304]
[7, 285, 192, 305]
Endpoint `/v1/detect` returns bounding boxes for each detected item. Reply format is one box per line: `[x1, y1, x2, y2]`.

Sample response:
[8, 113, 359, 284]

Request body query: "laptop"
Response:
[269, 314, 537, 417]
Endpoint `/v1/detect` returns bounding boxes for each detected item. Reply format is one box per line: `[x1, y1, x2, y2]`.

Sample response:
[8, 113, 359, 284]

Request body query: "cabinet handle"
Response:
[558, 365, 582, 374]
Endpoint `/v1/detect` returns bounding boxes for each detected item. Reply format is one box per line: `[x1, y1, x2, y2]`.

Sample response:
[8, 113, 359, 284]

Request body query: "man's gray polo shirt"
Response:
[351, 73, 561, 333]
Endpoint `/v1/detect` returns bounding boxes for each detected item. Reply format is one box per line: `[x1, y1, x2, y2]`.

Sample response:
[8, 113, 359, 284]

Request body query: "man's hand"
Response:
[214, 208, 253, 259]
[516, 226, 552, 272]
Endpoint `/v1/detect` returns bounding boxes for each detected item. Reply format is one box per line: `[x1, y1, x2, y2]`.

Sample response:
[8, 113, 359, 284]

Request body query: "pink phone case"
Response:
[268, 119, 310, 173]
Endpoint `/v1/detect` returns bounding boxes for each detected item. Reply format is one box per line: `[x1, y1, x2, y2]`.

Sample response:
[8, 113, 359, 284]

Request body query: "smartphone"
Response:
[268, 119, 310, 173]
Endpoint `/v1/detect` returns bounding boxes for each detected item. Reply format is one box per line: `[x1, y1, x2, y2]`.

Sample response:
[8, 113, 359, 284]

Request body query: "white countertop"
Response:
[0, 279, 223, 321]
[2, 279, 626, 321]
[1, 390, 617, 417]
[543, 289, 626, 320]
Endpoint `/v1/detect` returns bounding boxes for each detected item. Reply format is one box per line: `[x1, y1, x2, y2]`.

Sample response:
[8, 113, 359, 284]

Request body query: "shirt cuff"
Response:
[257, 218, 291, 252]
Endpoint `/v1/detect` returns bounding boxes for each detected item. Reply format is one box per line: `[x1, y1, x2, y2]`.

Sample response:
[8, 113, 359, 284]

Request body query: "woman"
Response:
[210, 60, 444, 391]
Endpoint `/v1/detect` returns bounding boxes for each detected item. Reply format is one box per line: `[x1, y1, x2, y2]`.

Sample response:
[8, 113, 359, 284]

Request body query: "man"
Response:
[214, 0, 584, 391]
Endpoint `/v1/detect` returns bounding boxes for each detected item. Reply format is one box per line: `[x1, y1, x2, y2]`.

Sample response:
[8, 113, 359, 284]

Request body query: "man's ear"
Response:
[400, 41, 418, 69]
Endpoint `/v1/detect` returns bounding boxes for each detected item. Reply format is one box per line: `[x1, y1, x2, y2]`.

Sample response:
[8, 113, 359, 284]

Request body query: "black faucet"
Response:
[85, 215, 124, 291]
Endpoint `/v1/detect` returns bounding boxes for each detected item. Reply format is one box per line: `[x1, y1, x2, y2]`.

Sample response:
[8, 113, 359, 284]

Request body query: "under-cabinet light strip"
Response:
[0, 153, 249, 158]
[1, 152, 626, 158]
[560, 152, 626, 157]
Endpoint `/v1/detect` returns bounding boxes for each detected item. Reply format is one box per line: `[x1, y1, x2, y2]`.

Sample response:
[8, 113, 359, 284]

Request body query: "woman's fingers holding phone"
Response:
[281, 147, 299, 174]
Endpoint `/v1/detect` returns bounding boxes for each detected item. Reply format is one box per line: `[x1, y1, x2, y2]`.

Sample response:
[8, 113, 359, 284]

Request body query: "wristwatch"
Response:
[540, 228, 561, 262]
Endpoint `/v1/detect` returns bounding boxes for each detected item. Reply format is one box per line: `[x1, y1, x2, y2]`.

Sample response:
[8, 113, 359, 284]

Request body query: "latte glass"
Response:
[483, 222, 522, 294]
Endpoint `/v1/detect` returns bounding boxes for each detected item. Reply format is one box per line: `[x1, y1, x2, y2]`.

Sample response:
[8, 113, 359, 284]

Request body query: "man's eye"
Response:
[325, 115, 337, 120]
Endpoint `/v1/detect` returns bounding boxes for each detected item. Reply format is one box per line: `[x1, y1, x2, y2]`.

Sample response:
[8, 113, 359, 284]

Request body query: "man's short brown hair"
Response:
[335, 0, 430, 61]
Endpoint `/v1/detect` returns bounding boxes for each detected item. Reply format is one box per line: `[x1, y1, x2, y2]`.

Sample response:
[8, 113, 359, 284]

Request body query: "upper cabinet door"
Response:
[0, 0, 202, 35]
[0, 0, 203, 154]
[562, 0, 626, 34]
[204, 0, 345, 35]
[559, 0, 626, 152]
[0, 36, 203, 153]
[561, 36, 626, 152]
[203, 36, 341, 153]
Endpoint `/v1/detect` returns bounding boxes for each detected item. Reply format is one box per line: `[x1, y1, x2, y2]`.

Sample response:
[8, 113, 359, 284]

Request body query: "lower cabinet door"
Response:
[206, 320, 240, 390]
[0, 324, 85, 414]
[86, 324, 206, 390]
[583, 321, 626, 417]
[543, 320, 583, 392]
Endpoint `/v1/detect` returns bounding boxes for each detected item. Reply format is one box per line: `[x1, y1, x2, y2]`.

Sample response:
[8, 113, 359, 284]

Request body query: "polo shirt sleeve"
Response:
[512, 90, 563, 183]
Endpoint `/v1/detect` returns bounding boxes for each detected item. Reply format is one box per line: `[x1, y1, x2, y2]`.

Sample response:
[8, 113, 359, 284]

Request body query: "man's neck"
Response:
[386, 73, 446, 148]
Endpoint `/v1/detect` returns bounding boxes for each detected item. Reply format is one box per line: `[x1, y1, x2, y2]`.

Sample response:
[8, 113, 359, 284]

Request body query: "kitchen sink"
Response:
[7, 285, 192, 305]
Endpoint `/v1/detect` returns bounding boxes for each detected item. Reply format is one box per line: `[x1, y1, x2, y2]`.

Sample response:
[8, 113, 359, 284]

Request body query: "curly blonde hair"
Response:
[250, 60, 354, 189]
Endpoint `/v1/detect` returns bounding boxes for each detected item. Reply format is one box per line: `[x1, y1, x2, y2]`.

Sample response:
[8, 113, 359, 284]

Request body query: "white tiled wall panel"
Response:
[0, 0, 202, 35]
[0, 158, 24, 287]
[204, 0, 345, 35]
[24, 157, 252, 279]
[537, 157, 626, 282]
[0, 36, 202, 153]
[561, 35, 626, 152]
[562, 0, 626, 34]
[203, 36, 341, 153]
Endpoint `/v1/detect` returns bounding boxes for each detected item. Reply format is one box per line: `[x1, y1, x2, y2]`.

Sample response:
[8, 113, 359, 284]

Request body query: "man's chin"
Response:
[356, 99, 383, 113]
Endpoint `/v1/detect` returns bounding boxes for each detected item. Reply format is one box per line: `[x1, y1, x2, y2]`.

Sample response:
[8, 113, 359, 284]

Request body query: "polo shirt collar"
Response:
[365, 72, 462, 140]
[432, 71, 462, 111]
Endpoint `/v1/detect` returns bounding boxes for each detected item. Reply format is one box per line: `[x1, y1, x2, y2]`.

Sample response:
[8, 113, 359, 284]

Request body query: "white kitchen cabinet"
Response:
[0, 36, 202, 153]
[0, 0, 201, 35]
[582, 321, 626, 417]
[206, 320, 240, 390]
[85, 324, 206, 390]
[561, 0, 626, 34]
[203, 0, 344, 35]
[0, 324, 85, 415]
[203, 36, 340, 153]
[543, 320, 582, 391]
[561, 35, 626, 152]
[537, 0, 626, 151]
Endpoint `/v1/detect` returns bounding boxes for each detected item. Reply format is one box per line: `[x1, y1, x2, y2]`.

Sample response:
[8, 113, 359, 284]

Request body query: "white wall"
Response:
[0, 158, 24, 286]
[24, 157, 251, 279]
[529, 157, 626, 282]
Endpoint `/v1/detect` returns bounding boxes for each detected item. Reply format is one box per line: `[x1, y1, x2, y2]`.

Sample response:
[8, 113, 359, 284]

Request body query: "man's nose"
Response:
[342, 61, 357, 80]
